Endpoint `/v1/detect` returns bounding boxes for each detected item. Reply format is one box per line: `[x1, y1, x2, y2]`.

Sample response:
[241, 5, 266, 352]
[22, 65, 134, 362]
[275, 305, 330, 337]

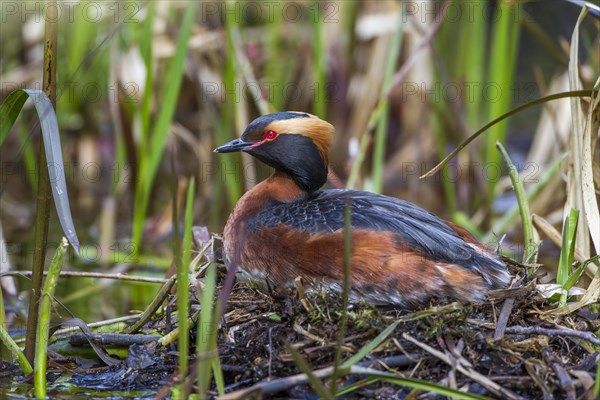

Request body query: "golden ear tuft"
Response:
[266, 116, 334, 164]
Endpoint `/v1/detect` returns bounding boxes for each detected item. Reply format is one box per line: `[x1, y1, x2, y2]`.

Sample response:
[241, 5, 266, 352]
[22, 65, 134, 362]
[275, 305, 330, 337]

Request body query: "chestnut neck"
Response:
[258, 172, 308, 203]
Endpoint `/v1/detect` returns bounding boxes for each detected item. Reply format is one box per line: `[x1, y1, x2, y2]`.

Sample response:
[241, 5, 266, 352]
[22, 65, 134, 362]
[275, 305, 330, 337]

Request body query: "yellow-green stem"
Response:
[25, 0, 57, 364]
[197, 262, 217, 399]
[34, 238, 68, 398]
[496, 142, 536, 266]
[0, 325, 32, 374]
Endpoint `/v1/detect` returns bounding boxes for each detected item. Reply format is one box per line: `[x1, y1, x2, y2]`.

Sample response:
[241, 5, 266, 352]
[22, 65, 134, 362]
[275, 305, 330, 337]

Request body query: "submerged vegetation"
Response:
[0, 0, 599, 398]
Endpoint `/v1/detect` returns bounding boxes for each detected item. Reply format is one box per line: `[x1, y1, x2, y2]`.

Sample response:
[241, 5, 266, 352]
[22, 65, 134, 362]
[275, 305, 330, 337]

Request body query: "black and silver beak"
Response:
[213, 138, 252, 153]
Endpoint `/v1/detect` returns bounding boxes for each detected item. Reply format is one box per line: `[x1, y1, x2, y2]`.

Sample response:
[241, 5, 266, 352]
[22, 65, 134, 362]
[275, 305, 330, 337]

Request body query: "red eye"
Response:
[265, 130, 278, 140]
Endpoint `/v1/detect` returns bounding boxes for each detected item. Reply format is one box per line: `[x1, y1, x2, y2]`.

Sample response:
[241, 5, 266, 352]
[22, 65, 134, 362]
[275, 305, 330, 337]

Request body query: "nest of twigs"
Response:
[193, 257, 599, 399]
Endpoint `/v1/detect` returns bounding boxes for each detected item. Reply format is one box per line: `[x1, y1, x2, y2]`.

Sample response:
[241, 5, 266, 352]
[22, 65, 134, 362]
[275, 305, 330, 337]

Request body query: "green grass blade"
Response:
[215, 0, 244, 213]
[562, 256, 598, 292]
[25, 5, 58, 364]
[371, 9, 404, 194]
[177, 178, 196, 376]
[65, 3, 96, 79]
[139, 1, 156, 142]
[496, 142, 536, 265]
[432, 0, 485, 215]
[421, 90, 596, 179]
[348, 366, 488, 400]
[173, 179, 184, 379]
[0, 324, 32, 375]
[265, 32, 282, 109]
[1, 89, 80, 253]
[17, 120, 38, 192]
[483, 152, 566, 244]
[311, 0, 326, 118]
[24, 89, 80, 254]
[286, 343, 335, 400]
[146, 3, 195, 184]
[566, 6, 590, 259]
[430, 110, 457, 216]
[197, 262, 217, 399]
[346, 101, 387, 189]
[210, 300, 225, 396]
[453, 211, 483, 238]
[335, 365, 488, 399]
[341, 320, 400, 368]
[558, 209, 580, 306]
[207, 0, 245, 226]
[1, 95, 37, 207]
[160, 315, 197, 347]
[558, 209, 580, 285]
[461, 1, 485, 129]
[0, 90, 29, 145]
[132, 0, 196, 253]
[34, 238, 68, 398]
[265, 6, 284, 111]
[331, 201, 353, 394]
[485, 2, 521, 200]
[335, 377, 380, 397]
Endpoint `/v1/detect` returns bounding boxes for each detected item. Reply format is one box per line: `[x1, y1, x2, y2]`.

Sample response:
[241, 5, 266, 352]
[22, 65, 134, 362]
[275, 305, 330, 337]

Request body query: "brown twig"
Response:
[502, 325, 600, 346]
[494, 298, 515, 341]
[218, 365, 338, 400]
[14, 314, 142, 344]
[123, 275, 176, 334]
[542, 347, 576, 400]
[524, 358, 553, 400]
[69, 332, 159, 347]
[2, 270, 169, 283]
[403, 333, 523, 400]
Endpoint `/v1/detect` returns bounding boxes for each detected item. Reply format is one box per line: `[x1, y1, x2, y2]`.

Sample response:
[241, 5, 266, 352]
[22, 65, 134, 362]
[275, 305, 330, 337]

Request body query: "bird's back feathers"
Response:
[247, 189, 510, 289]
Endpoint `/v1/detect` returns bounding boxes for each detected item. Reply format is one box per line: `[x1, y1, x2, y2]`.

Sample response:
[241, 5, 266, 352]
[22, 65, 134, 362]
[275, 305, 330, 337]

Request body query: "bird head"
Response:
[214, 112, 334, 192]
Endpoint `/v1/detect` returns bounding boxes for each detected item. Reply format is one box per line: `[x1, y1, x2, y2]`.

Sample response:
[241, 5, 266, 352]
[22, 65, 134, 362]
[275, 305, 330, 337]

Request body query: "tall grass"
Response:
[0, 324, 32, 375]
[208, 0, 244, 229]
[485, 2, 521, 201]
[434, 0, 485, 218]
[265, 9, 289, 112]
[25, 0, 58, 363]
[371, 11, 404, 194]
[131, 1, 196, 256]
[176, 179, 196, 377]
[312, 0, 327, 119]
[196, 262, 218, 399]
[330, 201, 352, 395]
[16, 120, 37, 192]
[433, 1, 521, 219]
[457, 2, 485, 131]
[497, 142, 536, 265]
[34, 238, 68, 398]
